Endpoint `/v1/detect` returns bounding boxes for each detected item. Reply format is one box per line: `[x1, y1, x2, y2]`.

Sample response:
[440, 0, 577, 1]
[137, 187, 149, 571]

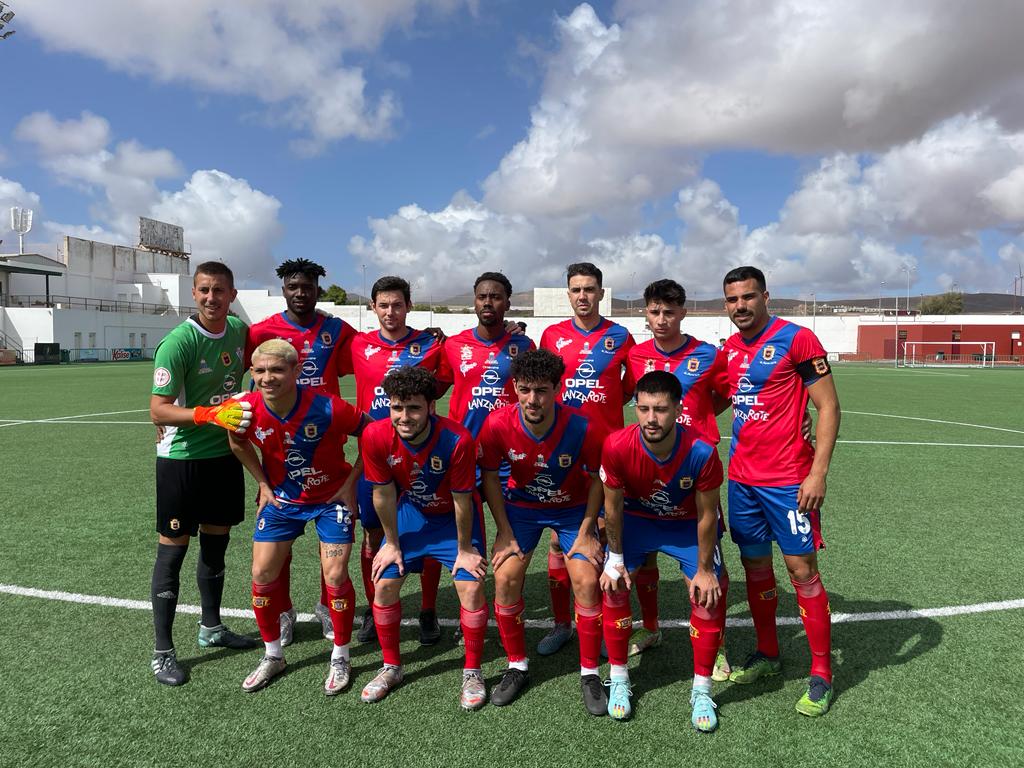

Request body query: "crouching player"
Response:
[361, 366, 489, 709]
[479, 349, 607, 715]
[600, 371, 727, 729]
[228, 339, 369, 694]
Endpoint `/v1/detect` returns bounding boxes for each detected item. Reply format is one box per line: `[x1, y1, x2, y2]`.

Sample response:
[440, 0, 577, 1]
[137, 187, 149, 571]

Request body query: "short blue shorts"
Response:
[727, 481, 823, 556]
[506, 502, 591, 561]
[253, 500, 355, 544]
[621, 514, 722, 578]
[378, 498, 487, 582]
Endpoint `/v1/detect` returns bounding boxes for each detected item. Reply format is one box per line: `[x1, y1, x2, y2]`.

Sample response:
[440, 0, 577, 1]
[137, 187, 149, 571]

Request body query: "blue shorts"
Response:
[253, 500, 355, 544]
[621, 514, 722, 578]
[379, 498, 487, 582]
[727, 481, 823, 556]
[506, 502, 590, 561]
[357, 475, 381, 531]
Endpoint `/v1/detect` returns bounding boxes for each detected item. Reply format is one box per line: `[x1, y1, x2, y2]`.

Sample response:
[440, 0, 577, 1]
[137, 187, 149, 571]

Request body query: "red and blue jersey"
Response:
[600, 424, 723, 521]
[721, 317, 831, 486]
[237, 387, 363, 505]
[360, 415, 477, 517]
[438, 328, 535, 438]
[245, 311, 355, 397]
[478, 404, 602, 510]
[350, 328, 449, 421]
[625, 336, 727, 443]
[541, 317, 634, 434]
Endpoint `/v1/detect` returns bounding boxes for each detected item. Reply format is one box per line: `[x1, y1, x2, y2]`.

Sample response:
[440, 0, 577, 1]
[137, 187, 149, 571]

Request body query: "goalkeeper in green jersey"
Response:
[148, 261, 260, 686]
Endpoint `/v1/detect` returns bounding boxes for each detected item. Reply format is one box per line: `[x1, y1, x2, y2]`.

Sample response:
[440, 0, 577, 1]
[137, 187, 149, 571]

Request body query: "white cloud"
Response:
[15, 111, 283, 283]
[22, 0, 473, 151]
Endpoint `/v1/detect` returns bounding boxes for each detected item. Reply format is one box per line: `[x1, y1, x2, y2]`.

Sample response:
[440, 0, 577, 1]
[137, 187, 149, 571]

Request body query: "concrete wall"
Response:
[533, 287, 613, 317]
[1, 307, 186, 351]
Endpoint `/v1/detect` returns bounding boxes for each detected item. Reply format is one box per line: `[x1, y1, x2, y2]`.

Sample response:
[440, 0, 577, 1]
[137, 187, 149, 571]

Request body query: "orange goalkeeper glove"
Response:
[193, 399, 252, 434]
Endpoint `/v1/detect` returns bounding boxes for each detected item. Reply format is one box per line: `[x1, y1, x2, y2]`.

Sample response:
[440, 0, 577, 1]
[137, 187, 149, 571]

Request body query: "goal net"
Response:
[899, 341, 996, 368]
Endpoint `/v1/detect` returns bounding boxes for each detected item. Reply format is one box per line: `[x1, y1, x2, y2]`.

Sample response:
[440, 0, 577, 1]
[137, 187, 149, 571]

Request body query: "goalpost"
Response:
[899, 341, 996, 368]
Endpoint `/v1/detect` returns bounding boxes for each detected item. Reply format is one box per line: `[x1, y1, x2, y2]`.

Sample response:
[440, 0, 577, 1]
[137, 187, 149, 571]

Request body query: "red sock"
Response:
[635, 566, 660, 632]
[744, 564, 779, 658]
[420, 557, 441, 612]
[319, 569, 329, 608]
[360, 544, 375, 605]
[495, 599, 527, 663]
[547, 551, 572, 626]
[372, 600, 403, 667]
[279, 552, 293, 613]
[326, 579, 356, 646]
[575, 601, 602, 669]
[792, 574, 832, 683]
[602, 589, 633, 667]
[460, 604, 489, 670]
[252, 580, 282, 643]
[689, 591, 726, 677]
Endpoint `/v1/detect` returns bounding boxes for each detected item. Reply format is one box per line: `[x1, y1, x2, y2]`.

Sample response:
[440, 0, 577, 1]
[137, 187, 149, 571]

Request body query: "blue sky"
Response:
[2, 1, 1024, 301]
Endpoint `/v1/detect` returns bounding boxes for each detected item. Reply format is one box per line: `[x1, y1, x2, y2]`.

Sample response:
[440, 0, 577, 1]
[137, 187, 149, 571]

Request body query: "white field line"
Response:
[844, 410, 1024, 435]
[0, 408, 150, 428]
[1, 584, 1021, 630]
[0, 420, 153, 425]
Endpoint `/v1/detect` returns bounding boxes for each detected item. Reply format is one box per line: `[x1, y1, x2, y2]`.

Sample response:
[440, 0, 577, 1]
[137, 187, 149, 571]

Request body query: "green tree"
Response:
[320, 284, 347, 304]
[920, 291, 964, 315]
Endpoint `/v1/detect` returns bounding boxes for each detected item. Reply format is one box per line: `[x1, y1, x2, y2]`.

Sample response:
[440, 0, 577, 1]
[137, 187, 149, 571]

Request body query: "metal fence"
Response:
[4, 294, 192, 316]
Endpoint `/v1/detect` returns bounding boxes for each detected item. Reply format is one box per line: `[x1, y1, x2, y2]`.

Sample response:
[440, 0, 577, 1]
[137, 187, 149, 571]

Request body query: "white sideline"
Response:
[1, 583, 1020, 629]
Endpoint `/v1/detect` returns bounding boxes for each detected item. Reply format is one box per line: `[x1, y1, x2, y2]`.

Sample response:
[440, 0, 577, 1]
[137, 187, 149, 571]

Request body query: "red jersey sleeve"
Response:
[791, 328, 831, 386]
[581, 423, 605, 474]
[709, 348, 730, 397]
[476, 413, 503, 471]
[360, 427, 392, 485]
[696, 446, 724, 491]
[436, 345, 454, 388]
[333, 324, 355, 378]
[449, 433, 477, 494]
[599, 434, 627, 490]
[330, 395, 364, 436]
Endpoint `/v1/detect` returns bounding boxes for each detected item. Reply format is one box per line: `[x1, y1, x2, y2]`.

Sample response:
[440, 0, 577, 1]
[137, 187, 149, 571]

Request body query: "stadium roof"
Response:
[0, 253, 66, 277]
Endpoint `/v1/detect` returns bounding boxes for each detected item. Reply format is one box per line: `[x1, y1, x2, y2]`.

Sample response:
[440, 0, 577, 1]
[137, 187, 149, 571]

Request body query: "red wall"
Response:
[857, 322, 1024, 359]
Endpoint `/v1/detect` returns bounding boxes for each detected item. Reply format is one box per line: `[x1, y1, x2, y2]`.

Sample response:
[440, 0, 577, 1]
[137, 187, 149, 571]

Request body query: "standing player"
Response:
[537, 262, 634, 656]
[149, 261, 259, 686]
[228, 340, 369, 694]
[720, 265, 841, 717]
[599, 371, 726, 728]
[245, 258, 357, 646]
[622, 279, 730, 667]
[478, 349, 607, 715]
[438, 272, 534, 440]
[360, 367, 489, 709]
[350, 275, 450, 646]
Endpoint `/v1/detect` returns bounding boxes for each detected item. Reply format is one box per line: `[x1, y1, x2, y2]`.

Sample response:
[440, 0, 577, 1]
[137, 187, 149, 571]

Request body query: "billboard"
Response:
[111, 347, 144, 362]
[139, 217, 184, 253]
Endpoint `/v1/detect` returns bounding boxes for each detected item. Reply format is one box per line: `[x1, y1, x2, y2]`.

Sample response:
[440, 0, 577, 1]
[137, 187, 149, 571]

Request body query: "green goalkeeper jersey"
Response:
[151, 314, 248, 460]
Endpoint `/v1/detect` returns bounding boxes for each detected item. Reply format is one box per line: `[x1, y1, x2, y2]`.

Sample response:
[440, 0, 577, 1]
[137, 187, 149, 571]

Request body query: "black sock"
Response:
[152, 543, 188, 651]
[197, 532, 229, 628]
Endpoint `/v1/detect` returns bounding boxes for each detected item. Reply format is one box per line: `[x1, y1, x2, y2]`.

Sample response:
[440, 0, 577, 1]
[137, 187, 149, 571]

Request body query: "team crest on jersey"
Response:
[558, 454, 572, 468]
[686, 358, 700, 373]
[555, 337, 572, 351]
[603, 337, 616, 351]
[320, 331, 333, 345]
[679, 476, 693, 490]
[762, 345, 775, 361]
[409, 343, 421, 356]
[304, 423, 319, 440]
[364, 345, 382, 359]
[430, 455, 444, 472]
[508, 344, 519, 357]
[220, 351, 232, 367]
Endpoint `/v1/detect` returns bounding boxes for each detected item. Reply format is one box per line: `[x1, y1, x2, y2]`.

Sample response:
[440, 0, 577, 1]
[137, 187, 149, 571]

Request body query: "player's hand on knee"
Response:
[372, 542, 404, 581]
[193, 398, 253, 434]
[491, 528, 525, 568]
[454, 547, 487, 580]
[690, 570, 721, 610]
[568, 530, 603, 568]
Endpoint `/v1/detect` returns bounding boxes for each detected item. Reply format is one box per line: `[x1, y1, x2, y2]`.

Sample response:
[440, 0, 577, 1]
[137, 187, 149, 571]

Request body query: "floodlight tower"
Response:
[10, 206, 33, 254]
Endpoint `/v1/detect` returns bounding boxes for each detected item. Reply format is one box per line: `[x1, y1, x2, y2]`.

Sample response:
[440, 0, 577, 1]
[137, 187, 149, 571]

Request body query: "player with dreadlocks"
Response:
[245, 257, 358, 647]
